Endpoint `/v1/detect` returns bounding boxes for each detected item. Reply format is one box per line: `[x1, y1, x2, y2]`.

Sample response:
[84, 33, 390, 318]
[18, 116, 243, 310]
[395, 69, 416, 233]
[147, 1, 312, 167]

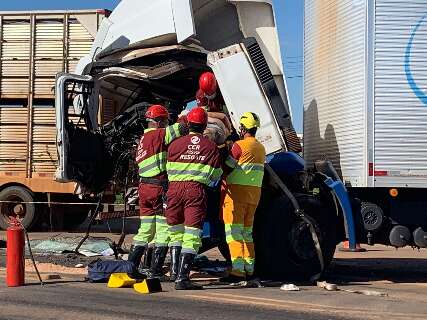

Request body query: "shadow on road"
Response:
[327, 258, 427, 284]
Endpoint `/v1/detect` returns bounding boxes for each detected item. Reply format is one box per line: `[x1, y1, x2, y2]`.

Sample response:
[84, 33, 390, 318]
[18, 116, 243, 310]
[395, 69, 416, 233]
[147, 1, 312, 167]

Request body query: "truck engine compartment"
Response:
[62, 46, 211, 193]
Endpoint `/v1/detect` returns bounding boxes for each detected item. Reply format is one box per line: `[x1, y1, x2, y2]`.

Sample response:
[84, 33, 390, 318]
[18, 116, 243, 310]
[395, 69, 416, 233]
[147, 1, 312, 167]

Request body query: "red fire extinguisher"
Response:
[6, 219, 25, 287]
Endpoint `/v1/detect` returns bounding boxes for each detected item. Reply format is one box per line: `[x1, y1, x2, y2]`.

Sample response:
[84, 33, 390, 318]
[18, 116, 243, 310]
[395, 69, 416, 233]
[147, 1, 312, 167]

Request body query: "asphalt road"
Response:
[0, 281, 347, 320]
[1, 229, 427, 320]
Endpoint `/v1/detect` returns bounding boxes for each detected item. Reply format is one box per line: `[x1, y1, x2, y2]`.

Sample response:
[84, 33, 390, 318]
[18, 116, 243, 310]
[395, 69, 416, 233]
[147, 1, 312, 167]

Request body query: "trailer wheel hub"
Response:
[2, 196, 26, 222]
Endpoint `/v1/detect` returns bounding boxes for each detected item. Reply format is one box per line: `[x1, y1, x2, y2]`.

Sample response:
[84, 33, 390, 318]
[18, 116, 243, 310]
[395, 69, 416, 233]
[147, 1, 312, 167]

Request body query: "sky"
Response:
[0, 0, 304, 132]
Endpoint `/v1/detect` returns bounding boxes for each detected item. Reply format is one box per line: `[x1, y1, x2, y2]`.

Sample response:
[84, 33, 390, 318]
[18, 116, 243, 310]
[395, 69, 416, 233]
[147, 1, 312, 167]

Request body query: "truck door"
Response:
[55, 73, 113, 192]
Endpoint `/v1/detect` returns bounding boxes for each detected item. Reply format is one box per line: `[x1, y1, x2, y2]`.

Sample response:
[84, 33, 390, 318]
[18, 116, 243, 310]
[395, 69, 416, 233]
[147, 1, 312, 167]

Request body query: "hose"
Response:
[19, 221, 44, 286]
[74, 193, 104, 253]
[264, 164, 324, 282]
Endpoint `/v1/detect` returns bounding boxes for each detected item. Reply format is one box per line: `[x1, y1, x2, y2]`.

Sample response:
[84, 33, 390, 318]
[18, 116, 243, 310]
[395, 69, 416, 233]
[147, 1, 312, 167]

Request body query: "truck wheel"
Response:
[254, 192, 337, 280]
[0, 186, 37, 230]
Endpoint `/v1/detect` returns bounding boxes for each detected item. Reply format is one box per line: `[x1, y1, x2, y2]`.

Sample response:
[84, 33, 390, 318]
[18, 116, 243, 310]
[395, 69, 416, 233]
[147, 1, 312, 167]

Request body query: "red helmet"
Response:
[187, 107, 208, 126]
[199, 72, 217, 97]
[145, 104, 169, 120]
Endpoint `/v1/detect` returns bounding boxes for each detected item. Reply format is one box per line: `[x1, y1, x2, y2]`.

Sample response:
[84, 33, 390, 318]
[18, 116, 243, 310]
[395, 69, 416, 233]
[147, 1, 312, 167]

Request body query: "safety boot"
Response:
[169, 246, 182, 282]
[128, 245, 146, 268]
[175, 253, 203, 290]
[148, 246, 169, 280]
[140, 245, 154, 274]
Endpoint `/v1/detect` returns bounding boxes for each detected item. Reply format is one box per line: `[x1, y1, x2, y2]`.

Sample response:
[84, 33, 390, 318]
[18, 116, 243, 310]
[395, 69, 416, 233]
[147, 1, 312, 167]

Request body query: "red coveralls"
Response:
[134, 124, 185, 247]
[165, 133, 223, 255]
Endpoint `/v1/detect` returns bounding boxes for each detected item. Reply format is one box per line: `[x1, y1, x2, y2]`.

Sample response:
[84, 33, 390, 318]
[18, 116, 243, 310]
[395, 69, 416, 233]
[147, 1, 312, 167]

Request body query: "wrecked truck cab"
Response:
[54, 0, 344, 280]
[55, 45, 209, 192]
[54, 41, 339, 280]
[55, 39, 300, 192]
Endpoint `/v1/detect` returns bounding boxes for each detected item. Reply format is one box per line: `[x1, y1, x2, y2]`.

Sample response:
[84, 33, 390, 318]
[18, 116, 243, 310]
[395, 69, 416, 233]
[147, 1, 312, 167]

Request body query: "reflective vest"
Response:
[166, 133, 222, 186]
[226, 137, 266, 188]
[136, 123, 185, 178]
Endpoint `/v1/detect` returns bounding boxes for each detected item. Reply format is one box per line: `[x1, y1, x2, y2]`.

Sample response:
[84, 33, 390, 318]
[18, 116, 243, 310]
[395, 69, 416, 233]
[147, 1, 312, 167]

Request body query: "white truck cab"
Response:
[55, 0, 300, 191]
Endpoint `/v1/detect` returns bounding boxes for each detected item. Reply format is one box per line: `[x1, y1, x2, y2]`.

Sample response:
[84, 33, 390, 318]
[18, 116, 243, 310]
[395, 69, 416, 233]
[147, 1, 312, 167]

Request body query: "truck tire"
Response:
[254, 192, 337, 280]
[0, 186, 37, 230]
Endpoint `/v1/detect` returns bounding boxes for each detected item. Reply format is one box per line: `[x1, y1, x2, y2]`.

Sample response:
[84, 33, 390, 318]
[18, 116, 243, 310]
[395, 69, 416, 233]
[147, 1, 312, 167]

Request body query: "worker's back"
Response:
[167, 133, 222, 186]
[136, 124, 185, 179]
[234, 137, 265, 168]
[226, 137, 266, 204]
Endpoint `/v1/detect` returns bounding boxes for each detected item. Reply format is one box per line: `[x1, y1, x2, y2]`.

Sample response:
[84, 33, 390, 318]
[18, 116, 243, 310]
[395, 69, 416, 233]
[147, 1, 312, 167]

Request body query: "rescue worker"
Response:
[222, 112, 266, 283]
[196, 71, 225, 113]
[163, 107, 222, 290]
[197, 72, 232, 145]
[128, 104, 188, 281]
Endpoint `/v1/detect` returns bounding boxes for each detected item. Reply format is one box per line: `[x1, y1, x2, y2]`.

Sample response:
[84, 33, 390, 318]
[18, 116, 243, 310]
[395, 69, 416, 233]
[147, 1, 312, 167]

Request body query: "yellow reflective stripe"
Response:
[226, 162, 264, 187]
[133, 216, 156, 244]
[225, 156, 238, 169]
[138, 152, 167, 177]
[182, 227, 202, 254]
[225, 224, 244, 243]
[167, 161, 222, 185]
[165, 123, 181, 145]
[154, 215, 170, 246]
[231, 258, 245, 273]
[169, 224, 184, 247]
[242, 229, 253, 242]
[239, 163, 264, 171]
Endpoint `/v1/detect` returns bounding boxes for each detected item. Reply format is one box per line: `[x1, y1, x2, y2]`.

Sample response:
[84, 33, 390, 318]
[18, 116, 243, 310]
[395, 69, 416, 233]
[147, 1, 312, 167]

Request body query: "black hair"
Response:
[241, 125, 257, 137]
[247, 127, 258, 136]
[189, 123, 206, 133]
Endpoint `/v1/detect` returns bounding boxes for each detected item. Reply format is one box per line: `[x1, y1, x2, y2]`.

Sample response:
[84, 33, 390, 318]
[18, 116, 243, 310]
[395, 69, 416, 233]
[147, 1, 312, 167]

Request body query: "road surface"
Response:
[1, 229, 427, 320]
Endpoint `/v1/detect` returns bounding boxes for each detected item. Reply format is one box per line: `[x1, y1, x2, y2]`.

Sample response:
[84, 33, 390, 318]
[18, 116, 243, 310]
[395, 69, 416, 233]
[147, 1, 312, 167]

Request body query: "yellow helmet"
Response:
[240, 112, 260, 129]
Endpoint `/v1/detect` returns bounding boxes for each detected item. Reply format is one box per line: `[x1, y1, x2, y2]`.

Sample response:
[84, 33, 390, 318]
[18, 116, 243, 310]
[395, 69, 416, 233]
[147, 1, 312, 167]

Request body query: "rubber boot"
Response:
[148, 246, 169, 280]
[169, 246, 182, 282]
[128, 245, 146, 268]
[175, 253, 203, 290]
[140, 245, 154, 275]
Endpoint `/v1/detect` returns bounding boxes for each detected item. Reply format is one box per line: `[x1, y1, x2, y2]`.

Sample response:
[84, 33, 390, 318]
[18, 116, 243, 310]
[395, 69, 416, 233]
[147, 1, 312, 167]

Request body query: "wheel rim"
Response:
[0, 195, 27, 224]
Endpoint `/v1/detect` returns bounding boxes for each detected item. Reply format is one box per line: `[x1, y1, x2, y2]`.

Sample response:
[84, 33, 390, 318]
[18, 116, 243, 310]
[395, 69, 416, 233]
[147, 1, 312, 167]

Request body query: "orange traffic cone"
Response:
[339, 240, 366, 252]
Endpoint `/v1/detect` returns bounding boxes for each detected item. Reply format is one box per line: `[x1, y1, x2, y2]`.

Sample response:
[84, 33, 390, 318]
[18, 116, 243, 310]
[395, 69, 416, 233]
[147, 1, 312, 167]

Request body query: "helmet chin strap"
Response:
[146, 118, 164, 128]
[205, 92, 217, 100]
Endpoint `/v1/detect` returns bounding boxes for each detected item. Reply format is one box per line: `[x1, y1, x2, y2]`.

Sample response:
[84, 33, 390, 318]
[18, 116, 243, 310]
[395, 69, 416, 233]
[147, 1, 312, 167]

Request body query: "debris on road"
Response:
[192, 255, 228, 275]
[317, 281, 388, 297]
[27, 235, 114, 257]
[341, 288, 388, 297]
[317, 281, 338, 291]
[280, 284, 300, 291]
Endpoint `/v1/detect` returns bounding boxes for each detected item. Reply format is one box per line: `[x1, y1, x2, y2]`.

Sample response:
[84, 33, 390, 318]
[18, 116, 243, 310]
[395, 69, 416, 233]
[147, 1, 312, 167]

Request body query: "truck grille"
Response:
[246, 42, 274, 84]
[283, 127, 303, 153]
[243, 38, 302, 153]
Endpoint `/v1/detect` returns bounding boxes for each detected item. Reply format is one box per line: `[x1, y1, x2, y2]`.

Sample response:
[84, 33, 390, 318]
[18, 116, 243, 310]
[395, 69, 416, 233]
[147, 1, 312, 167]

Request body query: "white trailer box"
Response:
[304, 0, 427, 189]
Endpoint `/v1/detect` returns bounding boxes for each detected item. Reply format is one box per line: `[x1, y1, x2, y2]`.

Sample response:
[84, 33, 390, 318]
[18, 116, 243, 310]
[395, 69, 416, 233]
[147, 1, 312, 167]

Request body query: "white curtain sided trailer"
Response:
[304, 0, 427, 247]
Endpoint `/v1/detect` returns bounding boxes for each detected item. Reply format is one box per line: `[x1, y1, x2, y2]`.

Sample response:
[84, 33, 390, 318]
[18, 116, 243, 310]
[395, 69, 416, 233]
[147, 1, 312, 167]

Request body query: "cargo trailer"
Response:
[304, 0, 427, 248]
[0, 10, 110, 230]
